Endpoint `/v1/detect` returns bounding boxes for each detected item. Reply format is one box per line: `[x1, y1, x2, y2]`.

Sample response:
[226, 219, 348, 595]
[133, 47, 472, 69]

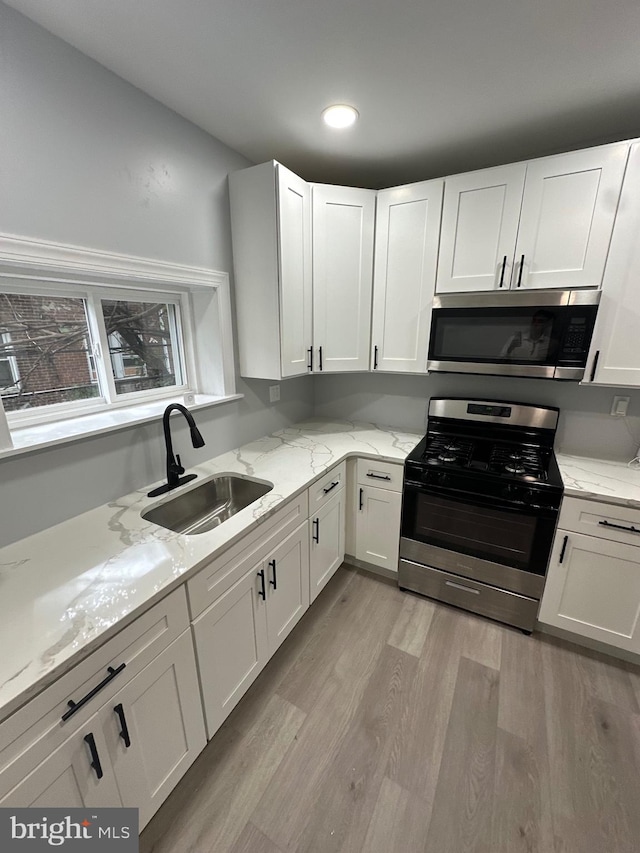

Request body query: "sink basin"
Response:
[142, 474, 273, 535]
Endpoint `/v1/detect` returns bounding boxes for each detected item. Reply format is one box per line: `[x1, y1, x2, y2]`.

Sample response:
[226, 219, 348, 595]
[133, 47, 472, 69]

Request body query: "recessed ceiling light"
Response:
[322, 104, 359, 129]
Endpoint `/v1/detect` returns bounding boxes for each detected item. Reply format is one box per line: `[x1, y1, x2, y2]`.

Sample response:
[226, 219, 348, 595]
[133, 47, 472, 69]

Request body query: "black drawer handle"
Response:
[312, 518, 320, 543]
[62, 663, 127, 721]
[516, 254, 525, 287]
[114, 703, 131, 748]
[257, 569, 266, 600]
[359, 488, 364, 510]
[269, 559, 277, 590]
[373, 345, 379, 370]
[366, 472, 391, 481]
[599, 520, 640, 535]
[307, 347, 313, 371]
[319, 346, 323, 372]
[559, 535, 569, 564]
[84, 732, 103, 780]
[322, 481, 339, 495]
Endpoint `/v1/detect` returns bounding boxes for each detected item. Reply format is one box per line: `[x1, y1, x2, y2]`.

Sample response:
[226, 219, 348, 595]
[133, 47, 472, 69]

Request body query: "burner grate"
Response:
[489, 444, 547, 479]
[424, 436, 474, 467]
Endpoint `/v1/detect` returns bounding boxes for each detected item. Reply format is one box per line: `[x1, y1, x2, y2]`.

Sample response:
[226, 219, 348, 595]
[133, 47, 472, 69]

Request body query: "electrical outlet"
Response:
[269, 384, 280, 403]
[610, 395, 630, 417]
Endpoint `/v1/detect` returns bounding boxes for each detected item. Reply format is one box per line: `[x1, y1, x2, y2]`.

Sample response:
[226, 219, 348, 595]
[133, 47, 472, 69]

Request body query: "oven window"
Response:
[413, 492, 538, 571]
[430, 306, 564, 364]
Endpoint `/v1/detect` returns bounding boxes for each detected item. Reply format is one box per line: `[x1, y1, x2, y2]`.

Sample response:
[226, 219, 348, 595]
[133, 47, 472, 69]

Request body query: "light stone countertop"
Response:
[0, 419, 422, 724]
[556, 453, 640, 509]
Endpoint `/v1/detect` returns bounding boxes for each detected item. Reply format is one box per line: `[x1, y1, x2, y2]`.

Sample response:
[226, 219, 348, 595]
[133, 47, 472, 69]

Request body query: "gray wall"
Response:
[314, 372, 640, 461]
[0, 5, 314, 546]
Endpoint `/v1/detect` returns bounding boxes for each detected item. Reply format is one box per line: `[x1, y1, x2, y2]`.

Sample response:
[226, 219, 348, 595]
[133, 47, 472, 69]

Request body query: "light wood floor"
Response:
[140, 565, 640, 853]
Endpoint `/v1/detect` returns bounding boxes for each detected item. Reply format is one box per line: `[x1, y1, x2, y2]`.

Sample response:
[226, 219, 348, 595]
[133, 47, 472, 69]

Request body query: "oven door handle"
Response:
[402, 481, 559, 517]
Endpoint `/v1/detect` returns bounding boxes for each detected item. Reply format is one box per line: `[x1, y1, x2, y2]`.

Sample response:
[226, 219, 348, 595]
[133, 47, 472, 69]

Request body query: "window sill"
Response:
[0, 393, 244, 461]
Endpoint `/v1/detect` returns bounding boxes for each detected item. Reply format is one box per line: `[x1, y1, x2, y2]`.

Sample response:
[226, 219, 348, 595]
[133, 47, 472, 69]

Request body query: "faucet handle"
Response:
[174, 454, 185, 475]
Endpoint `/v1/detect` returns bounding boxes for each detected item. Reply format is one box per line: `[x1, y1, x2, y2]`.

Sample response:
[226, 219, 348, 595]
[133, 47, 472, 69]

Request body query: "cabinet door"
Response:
[265, 522, 310, 654]
[192, 561, 269, 740]
[355, 486, 402, 572]
[539, 530, 640, 653]
[312, 185, 375, 372]
[105, 631, 206, 829]
[0, 714, 121, 808]
[277, 163, 313, 378]
[436, 164, 526, 293]
[514, 143, 629, 290]
[371, 179, 444, 372]
[310, 488, 346, 602]
[587, 141, 640, 387]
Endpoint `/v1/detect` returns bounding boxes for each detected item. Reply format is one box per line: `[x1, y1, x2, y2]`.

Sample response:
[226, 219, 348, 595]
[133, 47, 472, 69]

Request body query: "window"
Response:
[0, 235, 236, 453]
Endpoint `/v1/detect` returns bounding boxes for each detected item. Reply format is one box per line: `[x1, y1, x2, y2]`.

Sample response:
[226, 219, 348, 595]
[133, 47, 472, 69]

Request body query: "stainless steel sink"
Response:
[142, 474, 273, 535]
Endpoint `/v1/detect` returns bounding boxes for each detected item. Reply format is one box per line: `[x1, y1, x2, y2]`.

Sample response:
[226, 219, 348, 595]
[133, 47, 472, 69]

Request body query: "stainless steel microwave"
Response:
[428, 289, 600, 380]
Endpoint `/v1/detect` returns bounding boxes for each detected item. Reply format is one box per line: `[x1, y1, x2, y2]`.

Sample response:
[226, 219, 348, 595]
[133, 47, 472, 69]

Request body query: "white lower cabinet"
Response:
[193, 521, 309, 740]
[0, 714, 121, 809]
[539, 498, 640, 654]
[105, 630, 206, 828]
[0, 630, 205, 829]
[310, 488, 346, 602]
[355, 486, 402, 572]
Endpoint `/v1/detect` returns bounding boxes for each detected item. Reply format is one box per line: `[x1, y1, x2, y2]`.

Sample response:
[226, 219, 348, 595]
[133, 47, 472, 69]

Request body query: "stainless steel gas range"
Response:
[398, 398, 563, 633]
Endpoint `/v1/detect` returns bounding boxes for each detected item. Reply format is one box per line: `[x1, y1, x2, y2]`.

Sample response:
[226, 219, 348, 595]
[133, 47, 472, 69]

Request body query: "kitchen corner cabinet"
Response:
[586, 140, 640, 387]
[538, 497, 640, 654]
[436, 142, 629, 293]
[312, 184, 375, 372]
[354, 459, 403, 572]
[192, 521, 310, 740]
[371, 179, 444, 372]
[229, 160, 312, 380]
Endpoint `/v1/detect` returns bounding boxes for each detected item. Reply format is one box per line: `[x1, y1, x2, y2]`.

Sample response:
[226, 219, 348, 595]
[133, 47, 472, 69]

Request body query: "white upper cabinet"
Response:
[371, 179, 444, 372]
[586, 141, 640, 387]
[436, 164, 526, 293]
[312, 184, 375, 372]
[436, 142, 629, 293]
[229, 161, 312, 379]
[514, 143, 629, 290]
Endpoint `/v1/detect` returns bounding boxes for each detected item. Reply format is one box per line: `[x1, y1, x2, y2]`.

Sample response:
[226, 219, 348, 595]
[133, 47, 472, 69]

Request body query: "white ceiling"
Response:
[6, 0, 640, 187]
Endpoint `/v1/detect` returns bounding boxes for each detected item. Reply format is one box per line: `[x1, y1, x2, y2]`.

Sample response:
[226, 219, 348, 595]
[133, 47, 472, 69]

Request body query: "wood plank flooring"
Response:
[140, 565, 640, 853]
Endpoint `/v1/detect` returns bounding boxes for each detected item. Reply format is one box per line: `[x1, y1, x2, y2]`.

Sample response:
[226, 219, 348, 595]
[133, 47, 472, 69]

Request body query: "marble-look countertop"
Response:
[0, 419, 421, 724]
[556, 453, 640, 509]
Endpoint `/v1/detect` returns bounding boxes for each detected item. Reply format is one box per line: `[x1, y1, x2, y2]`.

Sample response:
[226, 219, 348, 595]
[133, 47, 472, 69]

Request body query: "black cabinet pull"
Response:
[114, 703, 131, 748]
[559, 535, 569, 564]
[312, 518, 320, 543]
[269, 559, 277, 590]
[307, 347, 313, 371]
[84, 733, 103, 780]
[366, 472, 391, 481]
[359, 488, 364, 510]
[373, 345, 379, 370]
[498, 255, 507, 288]
[319, 346, 323, 371]
[599, 520, 640, 535]
[589, 350, 600, 382]
[61, 663, 127, 722]
[516, 254, 525, 288]
[257, 569, 266, 600]
[322, 481, 339, 495]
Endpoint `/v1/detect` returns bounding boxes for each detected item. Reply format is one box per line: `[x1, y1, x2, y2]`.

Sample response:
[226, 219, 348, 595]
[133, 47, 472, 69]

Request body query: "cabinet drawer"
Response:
[559, 497, 640, 546]
[0, 587, 189, 785]
[308, 462, 346, 512]
[356, 458, 403, 492]
[187, 493, 308, 619]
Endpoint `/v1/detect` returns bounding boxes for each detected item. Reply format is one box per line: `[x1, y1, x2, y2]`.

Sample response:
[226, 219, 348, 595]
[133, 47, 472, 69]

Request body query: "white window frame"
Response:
[0, 234, 237, 451]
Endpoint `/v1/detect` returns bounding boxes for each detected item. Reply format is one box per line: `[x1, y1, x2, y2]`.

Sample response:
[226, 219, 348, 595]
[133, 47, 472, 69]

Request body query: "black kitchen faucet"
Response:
[147, 403, 205, 497]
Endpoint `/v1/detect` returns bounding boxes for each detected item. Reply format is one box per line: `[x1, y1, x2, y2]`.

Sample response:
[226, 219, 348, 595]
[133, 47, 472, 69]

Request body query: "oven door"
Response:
[400, 482, 558, 598]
